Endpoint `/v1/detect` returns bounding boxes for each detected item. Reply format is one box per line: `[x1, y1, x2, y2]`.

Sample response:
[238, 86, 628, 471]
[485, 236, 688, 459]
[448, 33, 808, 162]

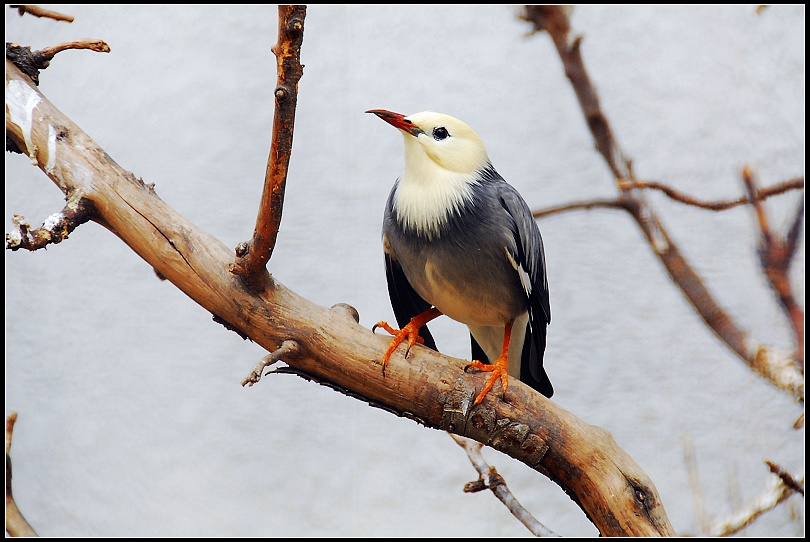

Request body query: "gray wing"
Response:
[495, 181, 553, 397]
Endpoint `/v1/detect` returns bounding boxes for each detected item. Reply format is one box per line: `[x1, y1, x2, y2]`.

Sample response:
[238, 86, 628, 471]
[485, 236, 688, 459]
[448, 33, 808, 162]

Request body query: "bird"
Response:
[367, 109, 553, 405]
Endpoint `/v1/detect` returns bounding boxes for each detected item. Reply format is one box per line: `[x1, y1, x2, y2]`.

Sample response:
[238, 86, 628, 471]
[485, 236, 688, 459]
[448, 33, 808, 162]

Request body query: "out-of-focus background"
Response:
[5, 5, 804, 537]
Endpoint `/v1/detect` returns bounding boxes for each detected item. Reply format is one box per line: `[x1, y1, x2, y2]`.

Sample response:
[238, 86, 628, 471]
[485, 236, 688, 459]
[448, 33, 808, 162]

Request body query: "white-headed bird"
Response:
[368, 109, 553, 405]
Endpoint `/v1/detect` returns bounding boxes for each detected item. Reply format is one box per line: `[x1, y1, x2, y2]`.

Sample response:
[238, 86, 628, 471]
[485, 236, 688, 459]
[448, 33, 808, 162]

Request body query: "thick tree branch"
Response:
[231, 5, 306, 290]
[5, 58, 673, 537]
[520, 5, 803, 402]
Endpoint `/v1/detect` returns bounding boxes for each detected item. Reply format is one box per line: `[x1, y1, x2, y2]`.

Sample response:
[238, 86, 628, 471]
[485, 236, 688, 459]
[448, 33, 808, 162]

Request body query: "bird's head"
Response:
[366, 109, 490, 176]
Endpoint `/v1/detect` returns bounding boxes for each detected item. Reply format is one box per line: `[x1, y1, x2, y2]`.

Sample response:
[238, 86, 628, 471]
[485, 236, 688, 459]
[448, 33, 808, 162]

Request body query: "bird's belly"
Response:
[416, 257, 525, 327]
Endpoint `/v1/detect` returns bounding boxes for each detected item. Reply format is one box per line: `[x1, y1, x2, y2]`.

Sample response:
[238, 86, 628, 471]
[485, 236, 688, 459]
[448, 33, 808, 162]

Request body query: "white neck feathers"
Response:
[393, 166, 478, 237]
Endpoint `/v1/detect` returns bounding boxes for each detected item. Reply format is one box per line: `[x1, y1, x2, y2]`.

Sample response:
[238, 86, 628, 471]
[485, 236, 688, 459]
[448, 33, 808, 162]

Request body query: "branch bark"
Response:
[231, 5, 306, 290]
[9, 4, 74, 23]
[5, 58, 674, 537]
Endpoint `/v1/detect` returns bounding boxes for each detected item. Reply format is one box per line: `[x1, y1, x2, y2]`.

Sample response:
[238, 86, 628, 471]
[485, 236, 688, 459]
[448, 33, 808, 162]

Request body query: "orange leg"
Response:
[373, 307, 442, 375]
[466, 322, 513, 405]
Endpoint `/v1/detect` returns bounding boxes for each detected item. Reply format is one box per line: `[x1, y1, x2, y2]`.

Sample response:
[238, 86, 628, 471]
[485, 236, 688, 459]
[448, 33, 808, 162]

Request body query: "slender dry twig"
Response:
[231, 5, 306, 291]
[451, 434, 556, 537]
[743, 167, 805, 368]
[5, 193, 94, 251]
[618, 177, 804, 211]
[9, 4, 74, 22]
[5, 40, 110, 87]
[6, 413, 38, 537]
[532, 196, 632, 219]
[242, 340, 300, 386]
[708, 462, 804, 536]
[520, 5, 803, 401]
[38, 39, 110, 60]
[766, 460, 805, 496]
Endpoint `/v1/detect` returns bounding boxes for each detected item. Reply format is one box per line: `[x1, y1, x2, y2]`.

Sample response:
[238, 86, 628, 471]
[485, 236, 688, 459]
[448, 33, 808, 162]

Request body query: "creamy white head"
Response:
[368, 109, 492, 237]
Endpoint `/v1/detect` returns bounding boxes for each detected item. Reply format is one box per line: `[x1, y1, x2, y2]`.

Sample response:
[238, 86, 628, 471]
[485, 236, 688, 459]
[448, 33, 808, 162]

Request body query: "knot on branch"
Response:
[234, 241, 250, 258]
[274, 86, 290, 102]
[6, 43, 44, 84]
[331, 303, 360, 323]
[287, 18, 304, 34]
[464, 466, 506, 493]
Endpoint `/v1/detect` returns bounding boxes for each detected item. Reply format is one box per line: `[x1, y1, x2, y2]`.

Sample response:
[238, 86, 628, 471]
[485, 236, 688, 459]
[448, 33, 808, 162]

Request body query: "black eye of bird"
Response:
[432, 127, 449, 141]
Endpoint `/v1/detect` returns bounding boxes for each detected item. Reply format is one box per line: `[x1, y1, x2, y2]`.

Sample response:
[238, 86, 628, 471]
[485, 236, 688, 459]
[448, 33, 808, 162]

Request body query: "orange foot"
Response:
[372, 307, 442, 375]
[465, 321, 514, 405]
[372, 320, 424, 375]
[466, 356, 509, 405]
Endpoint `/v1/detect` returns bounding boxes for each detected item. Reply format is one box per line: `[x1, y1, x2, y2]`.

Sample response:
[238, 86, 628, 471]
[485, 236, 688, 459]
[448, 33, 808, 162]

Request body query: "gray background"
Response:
[5, 4, 804, 537]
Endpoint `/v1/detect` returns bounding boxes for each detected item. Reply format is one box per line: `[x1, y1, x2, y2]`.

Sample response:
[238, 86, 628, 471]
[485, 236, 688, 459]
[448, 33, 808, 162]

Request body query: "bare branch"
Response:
[6, 412, 38, 537]
[451, 434, 556, 537]
[532, 196, 632, 219]
[618, 177, 805, 211]
[242, 340, 300, 387]
[5, 58, 674, 537]
[9, 4, 74, 22]
[520, 5, 803, 401]
[5, 40, 110, 87]
[766, 460, 805, 496]
[5, 193, 93, 251]
[708, 462, 804, 536]
[743, 166, 805, 369]
[231, 5, 306, 290]
[38, 39, 110, 60]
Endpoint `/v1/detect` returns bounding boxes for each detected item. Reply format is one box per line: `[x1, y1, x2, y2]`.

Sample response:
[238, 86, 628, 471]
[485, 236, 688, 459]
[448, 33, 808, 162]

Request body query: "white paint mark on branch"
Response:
[6, 79, 41, 165]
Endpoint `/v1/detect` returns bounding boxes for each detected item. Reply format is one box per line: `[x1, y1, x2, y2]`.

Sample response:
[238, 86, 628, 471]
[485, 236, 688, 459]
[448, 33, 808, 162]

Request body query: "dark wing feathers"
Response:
[497, 183, 553, 398]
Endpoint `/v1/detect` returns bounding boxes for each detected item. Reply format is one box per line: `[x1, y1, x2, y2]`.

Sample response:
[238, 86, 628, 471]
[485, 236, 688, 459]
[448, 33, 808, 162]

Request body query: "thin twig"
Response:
[532, 196, 632, 219]
[242, 340, 300, 386]
[6, 412, 38, 537]
[38, 39, 111, 60]
[743, 167, 805, 369]
[6, 40, 110, 87]
[9, 4, 74, 22]
[708, 462, 804, 536]
[231, 5, 306, 291]
[450, 434, 557, 537]
[618, 177, 804, 211]
[5, 194, 94, 251]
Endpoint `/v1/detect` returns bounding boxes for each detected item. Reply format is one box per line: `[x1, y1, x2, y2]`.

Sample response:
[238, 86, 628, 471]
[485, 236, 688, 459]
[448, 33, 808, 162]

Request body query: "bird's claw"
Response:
[466, 358, 509, 405]
[373, 320, 425, 375]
